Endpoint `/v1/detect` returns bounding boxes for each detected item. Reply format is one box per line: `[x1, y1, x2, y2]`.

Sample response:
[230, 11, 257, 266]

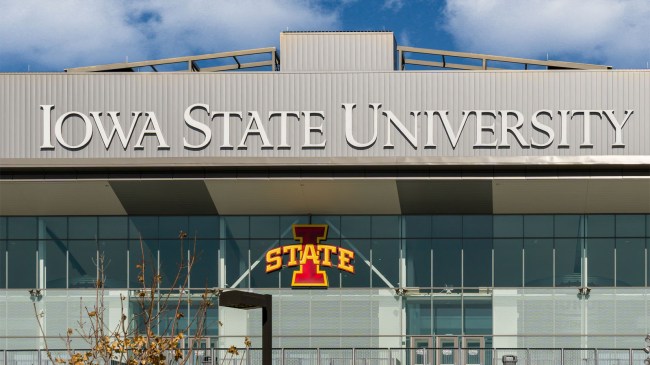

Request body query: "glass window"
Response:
[69, 217, 97, 239]
[225, 239, 248, 288]
[42, 240, 67, 288]
[464, 297, 492, 335]
[371, 239, 399, 288]
[250, 216, 280, 239]
[463, 239, 492, 287]
[555, 239, 582, 287]
[403, 216, 431, 238]
[405, 239, 431, 287]
[0, 217, 6, 239]
[7, 240, 37, 288]
[188, 216, 219, 239]
[406, 298, 432, 335]
[99, 240, 128, 288]
[494, 239, 522, 287]
[433, 216, 462, 238]
[39, 217, 67, 240]
[555, 215, 583, 238]
[494, 216, 523, 238]
[433, 297, 461, 335]
[616, 238, 644, 286]
[221, 217, 249, 239]
[129, 216, 158, 239]
[311, 216, 340, 238]
[191, 239, 218, 288]
[524, 215, 553, 237]
[341, 239, 370, 287]
[586, 215, 615, 238]
[586, 239, 614, 286]
[433, 239, 461, 288]
[524, 239, 553, 286]
[99, 217, 127, 239]
[0, 241, 5, 288]
[372, 216, 400, 238]
[341, 216, 371, 238]
[280, 216, 309, 239]
[129, 238, 157, 288]
[159, 216, 189, 240]
[8, 217, 38, 239]
[463, 216, 492, 238]
[68, 240, 97, 288]
[159, 239, 187, 288]
[250, 239, 279, 288]
[616, 215, 645, 237]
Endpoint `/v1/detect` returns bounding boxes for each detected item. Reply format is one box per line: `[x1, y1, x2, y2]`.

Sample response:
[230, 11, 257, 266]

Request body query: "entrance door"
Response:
[410, 336, 433, 365]
[436, 336, 458, 365]
[462, 337, 485, 365]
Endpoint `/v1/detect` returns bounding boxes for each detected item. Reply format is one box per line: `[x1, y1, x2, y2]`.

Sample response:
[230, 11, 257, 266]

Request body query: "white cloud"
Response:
[383, 0, 405, 11]
[0, 0, 339, 71]
[443, 0, 650, 68]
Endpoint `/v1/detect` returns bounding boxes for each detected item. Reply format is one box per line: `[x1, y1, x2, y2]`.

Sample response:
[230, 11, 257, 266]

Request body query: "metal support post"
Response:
[388, 348, 392, 365]
[561, 348, 565, 365]
[629, 348, 633, 365]
[317, 348, 321, 365]
[281, 348, 285, 365]
[352, 348, 356, 365]
[526, 348, 531, 365]
[594, 348, 598, 365]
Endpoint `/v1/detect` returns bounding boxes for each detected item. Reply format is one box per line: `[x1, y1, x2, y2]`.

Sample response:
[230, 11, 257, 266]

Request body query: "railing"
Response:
[65, 47, 280, 73]
[397, 46, 612, 71]
[1, 348, 646, 365]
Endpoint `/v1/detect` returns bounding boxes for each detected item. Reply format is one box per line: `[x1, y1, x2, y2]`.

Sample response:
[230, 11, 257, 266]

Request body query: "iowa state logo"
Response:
[265, 224, 355, 287]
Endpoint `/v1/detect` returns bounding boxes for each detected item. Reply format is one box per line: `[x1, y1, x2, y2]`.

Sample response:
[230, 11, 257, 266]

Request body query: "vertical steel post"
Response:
[262, 298, 272, 365]
[281, 348, 285, 365]
[526, 348, 531, 365]
[317, 348, 321, 365]
[388, 347, 392, 365]
[352, 348, 356, 365]
[561, 348, 565, 365]
[594, 348, 598, 365]
[629, 348, 633, 365]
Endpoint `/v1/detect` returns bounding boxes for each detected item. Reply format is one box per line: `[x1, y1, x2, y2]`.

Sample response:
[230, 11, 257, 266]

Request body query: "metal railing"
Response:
[1, 347, 646, 365]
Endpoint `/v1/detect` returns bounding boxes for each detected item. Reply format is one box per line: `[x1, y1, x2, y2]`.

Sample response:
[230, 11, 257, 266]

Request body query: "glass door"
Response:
[410, 336, 433, 365]
[463, 337, 485, 365]
[436, 336, 458, 365]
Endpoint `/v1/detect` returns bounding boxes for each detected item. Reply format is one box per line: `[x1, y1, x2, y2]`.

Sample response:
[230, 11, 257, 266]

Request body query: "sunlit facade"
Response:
[1, 32, 649, 362]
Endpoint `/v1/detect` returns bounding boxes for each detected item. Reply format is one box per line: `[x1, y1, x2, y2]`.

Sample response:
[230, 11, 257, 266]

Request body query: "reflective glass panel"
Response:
[341, 239, 370, 287]
[494, 216, 523, 238]
[250, 239, 279, 288]
[0, 241, 5, 287]
[405, 239, 431, 287]
[225, 239, 248, 288]
[433, 216, 462, 238]
[494, 239, 522, 287]
[69, 217, 97, 239]
[555, 215, 583, 237]
[433, 297, 461, 335]
[99, 239, 128, 288]
[129, 238, 158, 288]
[371, 239, 399, 288]
[39, 217, 67, 240]
[129, 216, 158, 239]
[371, 216, 400, 238]
[616, 215, 645, 237]
[403, 216, 431, 238]
[159, 216, 189, 240]
[311, 216, 340, 238]
[0, 217, 6, 239]
[463, 216, 492, 238]
[555, 239, 582, 287]
[280, 216, 309, 239]
[586, 238, 614, 286]
[191, 239, 218, 288]
[8, 217, 38, 239]
[43, 240, 67, 288]
[221, 217, 249, 239]
[341, 216, 371, 238]
[68, 240, 97, 288]
[433, 239, 461, 288]
[616, 238, 644, 286]
[7, 240, 37, 288]
[250, 216, 280, 239]
[406, 298, 432, 335]
[99, 217, 127, 239]
[586, 215, 615, 237]
[463, 239, 492, 287]
[524, 239, 553, 286]
[524, 215, 553, 237]
[464, 297, 492, 335]
[188, 216, 219, 239]
[159, 239, 187, 288]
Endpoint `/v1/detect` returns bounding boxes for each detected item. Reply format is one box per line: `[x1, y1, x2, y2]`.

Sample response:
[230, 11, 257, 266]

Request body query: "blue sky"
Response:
[0, 0, 649, 72]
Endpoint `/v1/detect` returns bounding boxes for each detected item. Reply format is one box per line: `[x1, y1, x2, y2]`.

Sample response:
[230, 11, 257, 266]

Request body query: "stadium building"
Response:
[1, 31, 649, 364]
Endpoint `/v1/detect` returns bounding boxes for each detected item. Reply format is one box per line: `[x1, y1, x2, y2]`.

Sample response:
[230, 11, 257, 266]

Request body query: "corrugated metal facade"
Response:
[1, 71, 648, 167]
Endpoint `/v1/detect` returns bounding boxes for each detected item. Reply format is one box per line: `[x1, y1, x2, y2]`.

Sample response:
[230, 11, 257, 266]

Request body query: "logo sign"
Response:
[265, 224, 355, 288]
